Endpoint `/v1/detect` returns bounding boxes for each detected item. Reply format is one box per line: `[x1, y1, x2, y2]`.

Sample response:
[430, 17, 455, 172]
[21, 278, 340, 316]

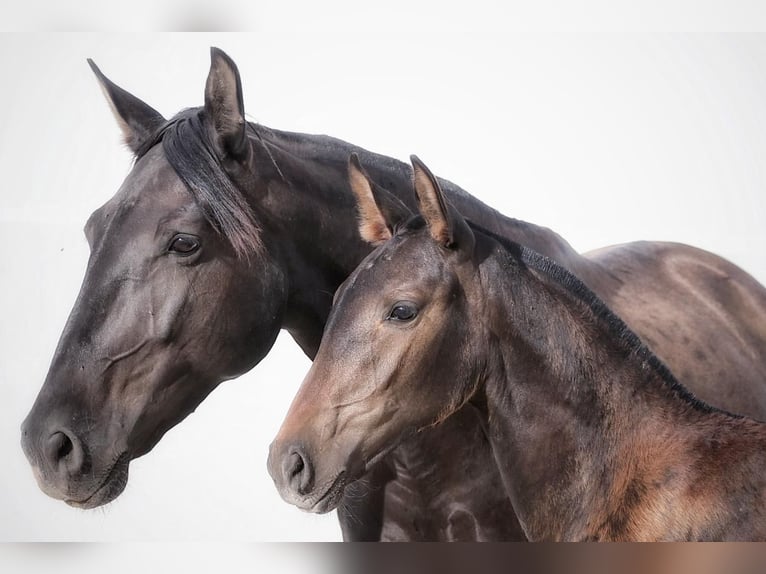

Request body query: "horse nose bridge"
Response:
[55, 256, 140, 347]
[47, 276, 155, 381]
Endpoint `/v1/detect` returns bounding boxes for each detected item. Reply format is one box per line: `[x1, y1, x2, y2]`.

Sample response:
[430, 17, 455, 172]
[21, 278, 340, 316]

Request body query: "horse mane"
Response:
[134, 108, 262, 259]
[464, 220, 736, 418]
[248, 125, 485, 212]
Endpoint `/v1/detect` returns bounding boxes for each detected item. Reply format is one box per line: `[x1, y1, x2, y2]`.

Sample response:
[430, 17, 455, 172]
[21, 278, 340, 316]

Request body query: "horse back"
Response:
[583, 241, 766, 420]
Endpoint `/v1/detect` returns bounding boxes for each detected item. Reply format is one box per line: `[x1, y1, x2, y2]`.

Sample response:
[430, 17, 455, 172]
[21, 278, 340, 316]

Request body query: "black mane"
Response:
[135, 108, 262, 258]
[466, 220, 734, 418]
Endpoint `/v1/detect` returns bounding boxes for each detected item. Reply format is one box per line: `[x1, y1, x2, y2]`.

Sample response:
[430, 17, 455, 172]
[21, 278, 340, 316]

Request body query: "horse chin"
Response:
[65, 452, 130, 510]
[307, 471, 347, 514]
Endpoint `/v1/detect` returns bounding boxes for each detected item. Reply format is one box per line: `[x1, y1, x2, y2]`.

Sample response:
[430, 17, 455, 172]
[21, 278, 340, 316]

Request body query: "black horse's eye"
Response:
[168, 235, 200, 255]
[388, 302, 418, 322]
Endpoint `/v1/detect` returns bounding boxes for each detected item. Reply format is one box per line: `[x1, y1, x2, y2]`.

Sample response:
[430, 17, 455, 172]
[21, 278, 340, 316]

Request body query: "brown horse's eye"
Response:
[388, 302, 418, 322]
[168, 235, 200, 255]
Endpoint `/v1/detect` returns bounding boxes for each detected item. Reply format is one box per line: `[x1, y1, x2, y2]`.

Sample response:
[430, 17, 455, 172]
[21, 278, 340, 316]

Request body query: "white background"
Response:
[2, 28, 766, 544]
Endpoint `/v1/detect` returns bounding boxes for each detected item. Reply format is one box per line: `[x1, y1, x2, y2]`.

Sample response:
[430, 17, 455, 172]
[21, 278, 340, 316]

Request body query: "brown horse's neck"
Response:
[473, 236, 763, 540]
[245, 124, 595, 357]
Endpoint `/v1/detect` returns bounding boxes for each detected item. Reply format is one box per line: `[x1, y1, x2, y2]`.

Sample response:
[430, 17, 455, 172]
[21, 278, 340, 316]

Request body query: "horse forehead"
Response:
[85, 147, 198, 252]
[103, 146, 193, 219]
[343, 237, 445, 299]
[378, 235, 445, 277]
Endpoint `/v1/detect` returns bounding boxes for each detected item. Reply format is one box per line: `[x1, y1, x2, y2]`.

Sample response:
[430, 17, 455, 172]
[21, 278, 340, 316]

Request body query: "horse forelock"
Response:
[134, 108, 263, 260]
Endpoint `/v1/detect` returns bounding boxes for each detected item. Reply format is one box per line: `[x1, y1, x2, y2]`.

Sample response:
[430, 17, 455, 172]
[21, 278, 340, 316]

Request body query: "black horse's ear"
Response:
[204, 47, 249, 162]
[410, 155, 474, 254]
[348, 153, 412, 246]
[88, 59, 166, 154]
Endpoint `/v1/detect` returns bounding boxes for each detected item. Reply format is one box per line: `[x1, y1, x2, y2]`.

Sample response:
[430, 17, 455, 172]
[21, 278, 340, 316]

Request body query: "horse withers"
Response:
[268, 156, 766, 540]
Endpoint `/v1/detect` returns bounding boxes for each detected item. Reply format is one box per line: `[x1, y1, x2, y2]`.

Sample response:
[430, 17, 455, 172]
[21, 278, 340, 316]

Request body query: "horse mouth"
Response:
[65, 452, 130, 509]
[308, 472, 347, 514]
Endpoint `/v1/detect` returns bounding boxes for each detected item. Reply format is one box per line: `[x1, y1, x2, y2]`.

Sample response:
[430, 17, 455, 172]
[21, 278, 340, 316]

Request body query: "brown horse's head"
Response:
[21, 49, 288, 508]
[268, 155, 483, 512]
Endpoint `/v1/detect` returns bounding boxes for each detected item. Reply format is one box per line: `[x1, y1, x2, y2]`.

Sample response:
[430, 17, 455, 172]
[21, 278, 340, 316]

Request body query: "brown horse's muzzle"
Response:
[267, 437, 349, 514]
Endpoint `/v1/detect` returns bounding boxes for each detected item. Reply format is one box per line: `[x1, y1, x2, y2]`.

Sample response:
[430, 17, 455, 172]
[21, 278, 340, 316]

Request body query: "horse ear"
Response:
[204, 47, 249, 161]
[87, 59, 166, 154]
[410, 155, 473, 254]
[411, 155, 451, 244]
[411, 156, 474, 254]
[348, 153, 412, 246]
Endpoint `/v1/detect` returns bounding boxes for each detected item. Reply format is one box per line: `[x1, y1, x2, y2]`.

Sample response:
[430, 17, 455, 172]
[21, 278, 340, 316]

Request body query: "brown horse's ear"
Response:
[204, 47, 249, 161]
[87, 59, 166, 154]
[410, 155, 474, 254]
[348, 153, 412, 246]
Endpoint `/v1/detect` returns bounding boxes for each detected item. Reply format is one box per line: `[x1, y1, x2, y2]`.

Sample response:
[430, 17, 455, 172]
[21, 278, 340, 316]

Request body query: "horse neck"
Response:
[473, 240, 741, 540]
[241, 129, 367, 357]
[249, 122, 593, 285]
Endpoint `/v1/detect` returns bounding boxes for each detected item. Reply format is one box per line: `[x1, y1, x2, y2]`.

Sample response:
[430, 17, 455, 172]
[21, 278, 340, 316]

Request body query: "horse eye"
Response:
[388, 302, 418, 322]
[168, 235, 200, 255]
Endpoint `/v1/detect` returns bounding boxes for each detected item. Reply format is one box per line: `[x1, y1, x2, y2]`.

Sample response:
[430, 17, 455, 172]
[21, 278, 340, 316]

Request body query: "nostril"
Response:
[284, 449, 313, 495]
[56, 434, 73, 459]
[289, 453, 304, 477]
[46, 432, 73, 462]
[45, 430, 83, 475]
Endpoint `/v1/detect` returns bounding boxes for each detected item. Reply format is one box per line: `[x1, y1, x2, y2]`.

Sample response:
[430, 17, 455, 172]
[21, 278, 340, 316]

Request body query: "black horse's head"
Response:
[21, 49, 288, 508]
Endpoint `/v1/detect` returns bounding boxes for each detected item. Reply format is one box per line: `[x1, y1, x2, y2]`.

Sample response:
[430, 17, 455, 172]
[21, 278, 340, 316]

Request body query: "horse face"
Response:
[21, 145, 286, 508]
[268, 227, 479, 513]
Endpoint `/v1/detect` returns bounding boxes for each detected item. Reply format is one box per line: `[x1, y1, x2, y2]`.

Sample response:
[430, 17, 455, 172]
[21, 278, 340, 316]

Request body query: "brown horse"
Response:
[269, 156, 766, 540]
[20, 48, 766, 540]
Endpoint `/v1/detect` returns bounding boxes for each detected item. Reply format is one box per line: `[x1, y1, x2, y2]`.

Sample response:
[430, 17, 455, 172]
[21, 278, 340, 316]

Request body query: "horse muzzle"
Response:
[21, 414, 130, 509]
[266, 439, 348, 514]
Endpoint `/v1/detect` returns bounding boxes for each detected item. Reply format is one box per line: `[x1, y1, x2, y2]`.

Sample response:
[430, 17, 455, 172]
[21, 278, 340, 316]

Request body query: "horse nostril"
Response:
[290, 453, 304, 476]
[284, 449, 313, 495]
[55, 433, 73, 459]
[45, 430, 83, 475]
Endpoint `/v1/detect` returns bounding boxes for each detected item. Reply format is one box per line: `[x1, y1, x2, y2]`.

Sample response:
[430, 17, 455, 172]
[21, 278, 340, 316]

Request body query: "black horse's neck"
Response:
[472, 232, 738, 540]
[254, 124, 587, 260]
[244, 125, 376, 357]
[246, 123, 594, 356]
